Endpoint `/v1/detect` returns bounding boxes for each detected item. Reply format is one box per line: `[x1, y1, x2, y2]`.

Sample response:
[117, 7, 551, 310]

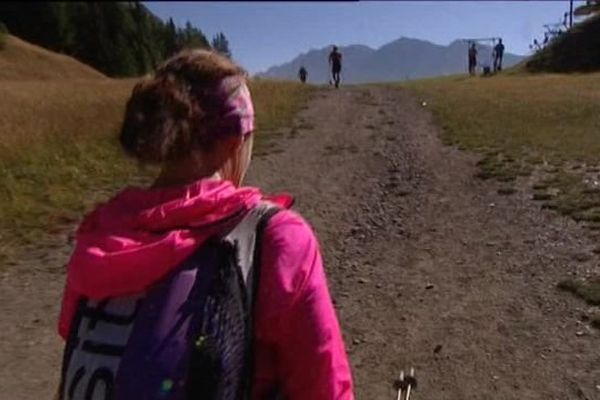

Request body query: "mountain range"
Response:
[257, 37, 525, 83]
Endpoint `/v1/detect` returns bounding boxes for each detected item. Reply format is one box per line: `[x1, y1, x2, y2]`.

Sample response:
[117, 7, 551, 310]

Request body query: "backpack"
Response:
[58, 202, 281, 400]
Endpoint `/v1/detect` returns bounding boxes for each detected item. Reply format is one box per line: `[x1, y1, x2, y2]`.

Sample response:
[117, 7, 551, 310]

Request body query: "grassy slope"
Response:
[405, 72, 600, 306]
[406, 73, 600, 169]
[526, 14, 600, 73]
[0, 35, 107, 80]
[0, 79, 311, 259]
[0, 38, 311, 263]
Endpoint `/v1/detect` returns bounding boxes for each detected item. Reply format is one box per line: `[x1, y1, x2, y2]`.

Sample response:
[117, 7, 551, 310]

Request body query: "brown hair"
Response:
[119, 49, 246, 164]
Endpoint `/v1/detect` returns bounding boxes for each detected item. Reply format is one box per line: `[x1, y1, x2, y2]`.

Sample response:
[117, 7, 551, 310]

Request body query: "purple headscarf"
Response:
[191, 75, 255, 139]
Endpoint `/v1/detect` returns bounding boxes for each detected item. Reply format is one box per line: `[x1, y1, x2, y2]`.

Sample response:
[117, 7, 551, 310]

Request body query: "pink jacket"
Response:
[58, 178, 353, 400]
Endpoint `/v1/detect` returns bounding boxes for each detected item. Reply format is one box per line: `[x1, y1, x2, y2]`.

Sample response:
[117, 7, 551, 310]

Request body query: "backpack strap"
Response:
[222, 201, 282, 399]
[223, 201, 281, 300]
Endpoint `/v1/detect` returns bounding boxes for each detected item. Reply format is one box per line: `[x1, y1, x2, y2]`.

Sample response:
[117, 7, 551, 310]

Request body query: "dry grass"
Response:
[0, 74, 311, 262]
[406, 73, 600, 167]
[251, 78, 311, 134]
[405, 73, 600, 222]
[0, 35, 106, 80]
[0, 79, 139, 251]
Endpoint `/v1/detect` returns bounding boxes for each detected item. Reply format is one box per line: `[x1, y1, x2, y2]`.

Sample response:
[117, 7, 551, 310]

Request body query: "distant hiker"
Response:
[56, 49, 354, 400]
[298, 65, 308, 83]
[468, 42, 478, 75]
[493, 39, 505, 72]
[328, 45, 343, 88]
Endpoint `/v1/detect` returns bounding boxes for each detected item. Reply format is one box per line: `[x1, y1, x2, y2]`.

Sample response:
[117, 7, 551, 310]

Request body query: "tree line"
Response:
[0, 22, 7, 50]
[0, 2, 232, 77]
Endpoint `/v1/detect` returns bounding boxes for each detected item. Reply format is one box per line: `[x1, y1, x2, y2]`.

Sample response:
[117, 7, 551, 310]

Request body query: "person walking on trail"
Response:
[298, 65, 308, 83]
[56, 49, 354, 400]
[493, 39, 505, 72]
[328, 45, 343, 88]
[468, 42, 478, 76]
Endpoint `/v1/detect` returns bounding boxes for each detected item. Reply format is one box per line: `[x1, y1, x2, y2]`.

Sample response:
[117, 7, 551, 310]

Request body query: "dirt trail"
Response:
[1, 86, 599, 400]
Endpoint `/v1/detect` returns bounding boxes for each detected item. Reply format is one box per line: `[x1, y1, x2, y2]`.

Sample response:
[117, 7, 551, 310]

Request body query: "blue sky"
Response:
[145, 1, 583, 74]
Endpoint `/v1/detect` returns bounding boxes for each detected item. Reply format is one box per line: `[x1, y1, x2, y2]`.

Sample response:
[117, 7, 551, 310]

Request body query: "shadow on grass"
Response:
[557, 278, 600, 306]
[473, 151, 533, 182]
[538, 172, 600, 226]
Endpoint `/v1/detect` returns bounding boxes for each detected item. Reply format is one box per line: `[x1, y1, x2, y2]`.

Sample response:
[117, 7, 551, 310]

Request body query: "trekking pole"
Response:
[393, 367, 417, 400]
[405, 368, 416, 400]
[395, 370, 404, 400]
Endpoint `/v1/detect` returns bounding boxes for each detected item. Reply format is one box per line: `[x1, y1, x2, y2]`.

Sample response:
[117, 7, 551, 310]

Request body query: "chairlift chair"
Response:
[460, 37, 501, 76]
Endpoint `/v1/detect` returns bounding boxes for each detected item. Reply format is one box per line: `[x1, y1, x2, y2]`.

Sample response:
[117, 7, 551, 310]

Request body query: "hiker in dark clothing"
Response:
[468, 42, 478, 76]
[328, 46, 342, 88]
[493, 39, 505, 72]
[298, 66, 308, 83]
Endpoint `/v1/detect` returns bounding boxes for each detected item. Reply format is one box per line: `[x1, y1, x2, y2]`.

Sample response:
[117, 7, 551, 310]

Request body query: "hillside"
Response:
[526, 14, 600, 72]
[0, 33, 310, 256]
[0, 2, 210, 77]
[0, 35, 106, 80]
[258, 37, 524, 83]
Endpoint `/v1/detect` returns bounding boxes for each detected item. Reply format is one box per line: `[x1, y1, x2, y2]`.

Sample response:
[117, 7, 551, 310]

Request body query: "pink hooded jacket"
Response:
[58, 178, 354, 400]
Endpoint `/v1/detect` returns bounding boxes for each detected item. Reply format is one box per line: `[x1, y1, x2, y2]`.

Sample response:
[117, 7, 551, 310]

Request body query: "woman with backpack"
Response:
[57, 49, 353, 400]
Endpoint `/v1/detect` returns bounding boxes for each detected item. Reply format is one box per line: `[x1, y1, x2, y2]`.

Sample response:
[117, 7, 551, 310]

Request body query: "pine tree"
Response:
[0, 2, 64, 52]
[164, 17, 179, 57]
[129, 1, 157, 72]
[211, 32, 232, 58]
[102, 1, 139, 76]
[69, 3, 104, 71]
[0, 22, 7, 50]
[0, 3, 220, 76]
[54, 2, 75, 53]
[178, 21, 210, 50]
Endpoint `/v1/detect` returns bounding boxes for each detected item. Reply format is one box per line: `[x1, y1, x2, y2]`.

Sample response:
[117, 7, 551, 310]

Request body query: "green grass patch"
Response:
[539, 172, 600, 222]
[474, 152, 533, 181]
[557, 278, 600, 305]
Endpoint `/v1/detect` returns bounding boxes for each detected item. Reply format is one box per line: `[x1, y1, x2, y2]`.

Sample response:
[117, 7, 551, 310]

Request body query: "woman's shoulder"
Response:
[258, 208, 321, 306]
[263, 208, 318, 251]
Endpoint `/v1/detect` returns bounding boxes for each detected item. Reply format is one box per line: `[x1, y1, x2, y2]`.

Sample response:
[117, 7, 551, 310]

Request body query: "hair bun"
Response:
[119, 49, 246, 164]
